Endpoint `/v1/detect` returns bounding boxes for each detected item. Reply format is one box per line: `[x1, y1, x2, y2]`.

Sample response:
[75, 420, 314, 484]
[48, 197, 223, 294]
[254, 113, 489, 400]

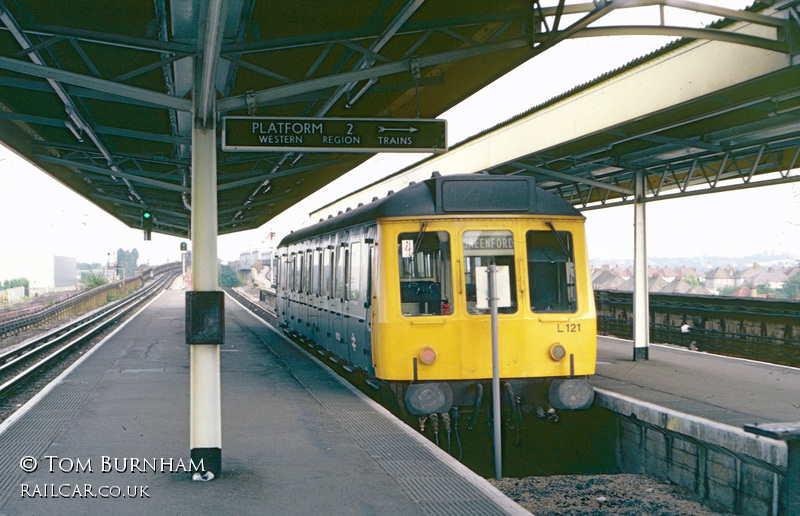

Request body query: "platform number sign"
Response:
[401, 240, 414, 259]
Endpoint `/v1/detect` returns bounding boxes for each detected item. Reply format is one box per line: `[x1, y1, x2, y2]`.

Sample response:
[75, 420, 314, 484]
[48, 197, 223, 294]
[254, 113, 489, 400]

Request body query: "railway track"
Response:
[0, 272, 180, 412]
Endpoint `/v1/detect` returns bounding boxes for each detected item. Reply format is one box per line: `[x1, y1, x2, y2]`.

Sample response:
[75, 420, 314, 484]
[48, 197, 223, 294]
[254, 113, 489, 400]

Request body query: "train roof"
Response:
[279, 173, 583, 247]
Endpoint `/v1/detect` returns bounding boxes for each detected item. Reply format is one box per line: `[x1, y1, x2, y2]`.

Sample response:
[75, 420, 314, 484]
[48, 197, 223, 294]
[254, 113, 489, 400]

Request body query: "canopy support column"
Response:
[633, 170, 650, 361]
[189, 104, 222, 478]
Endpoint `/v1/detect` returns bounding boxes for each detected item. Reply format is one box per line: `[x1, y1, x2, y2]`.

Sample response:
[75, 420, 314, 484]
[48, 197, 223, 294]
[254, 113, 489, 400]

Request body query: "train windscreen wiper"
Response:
[545, 221, 570, 260]
[413, 222, 428, 255]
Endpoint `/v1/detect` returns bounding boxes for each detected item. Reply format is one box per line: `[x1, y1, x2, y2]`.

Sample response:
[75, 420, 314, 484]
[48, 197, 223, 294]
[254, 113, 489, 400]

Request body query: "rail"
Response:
[0, 271, 179, 398]
[595, 290, 800, 366]
[0, 263, 181, 340]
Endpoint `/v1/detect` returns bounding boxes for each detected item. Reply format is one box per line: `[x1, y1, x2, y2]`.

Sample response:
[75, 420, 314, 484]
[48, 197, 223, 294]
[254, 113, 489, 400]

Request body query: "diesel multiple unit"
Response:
[276, 173, 596, 421]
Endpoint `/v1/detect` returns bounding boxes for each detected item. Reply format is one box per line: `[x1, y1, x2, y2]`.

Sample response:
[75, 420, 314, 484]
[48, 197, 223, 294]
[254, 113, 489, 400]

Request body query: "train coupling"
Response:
[535, 405, 559, 423]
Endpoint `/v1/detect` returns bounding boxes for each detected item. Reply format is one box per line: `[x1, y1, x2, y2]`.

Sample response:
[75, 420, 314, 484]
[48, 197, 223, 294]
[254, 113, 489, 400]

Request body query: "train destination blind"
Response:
[222, 116, 447, 153]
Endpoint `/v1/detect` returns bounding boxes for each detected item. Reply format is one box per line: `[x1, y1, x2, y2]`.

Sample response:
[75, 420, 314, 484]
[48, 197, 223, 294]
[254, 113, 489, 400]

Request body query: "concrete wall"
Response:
[597, 389, 785, 515]
[1, 286, 25, 303]
[53, 255, 77, 288]
[0, 254, 77, 292]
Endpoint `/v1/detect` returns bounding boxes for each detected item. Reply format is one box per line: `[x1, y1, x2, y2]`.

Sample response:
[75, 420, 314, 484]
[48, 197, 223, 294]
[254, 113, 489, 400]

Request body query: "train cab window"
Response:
[462, 230, 518, 314]
[526, 230, 577, 313]
[397, 231, 452, 317]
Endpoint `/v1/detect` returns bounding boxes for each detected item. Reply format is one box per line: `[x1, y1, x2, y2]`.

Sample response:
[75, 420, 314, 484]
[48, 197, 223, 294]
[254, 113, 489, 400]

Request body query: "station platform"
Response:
[592, 336, 800, 514]
[0, 289, 526, 516]
[594, 336, 800, 428]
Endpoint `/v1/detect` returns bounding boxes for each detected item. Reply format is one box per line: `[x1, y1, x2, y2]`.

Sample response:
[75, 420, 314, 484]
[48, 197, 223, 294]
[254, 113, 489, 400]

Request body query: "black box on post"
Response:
[185, 291, 225, 344]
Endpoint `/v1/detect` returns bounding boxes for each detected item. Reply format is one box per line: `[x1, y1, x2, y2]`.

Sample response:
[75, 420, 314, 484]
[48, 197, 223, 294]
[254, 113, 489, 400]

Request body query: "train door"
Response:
[276, 250, 287, 321]
[321, 239, 335, 350]
[292, 249, 301, 331]
[301, 248, 313, 338]
[345, 229, 369, 368]
[331, 234, 348, 359]
[310, 246, 323, 342]
[362, 226, 377, 375]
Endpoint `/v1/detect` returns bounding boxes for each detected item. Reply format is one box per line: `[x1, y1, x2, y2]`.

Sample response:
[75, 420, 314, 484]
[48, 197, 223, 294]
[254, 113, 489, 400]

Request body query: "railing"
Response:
[0, 263, 181, 340]
[595, 290, 800, 366]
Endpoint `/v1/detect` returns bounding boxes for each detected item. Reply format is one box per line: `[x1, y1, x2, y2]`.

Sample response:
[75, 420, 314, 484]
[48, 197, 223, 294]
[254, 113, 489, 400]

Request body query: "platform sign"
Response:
[476, 266, 512, 309]
[222, 116, 447, 153]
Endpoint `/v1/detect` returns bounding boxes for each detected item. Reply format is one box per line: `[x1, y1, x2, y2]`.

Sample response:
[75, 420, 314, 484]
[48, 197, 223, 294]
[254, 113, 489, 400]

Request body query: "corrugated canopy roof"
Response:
[0, 0, 538, 237]
[1, 0, 798, 238]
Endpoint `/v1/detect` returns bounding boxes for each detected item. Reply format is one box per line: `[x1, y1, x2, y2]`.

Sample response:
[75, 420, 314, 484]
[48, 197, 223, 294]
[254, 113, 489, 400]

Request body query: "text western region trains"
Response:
[250, 121, 414, 146]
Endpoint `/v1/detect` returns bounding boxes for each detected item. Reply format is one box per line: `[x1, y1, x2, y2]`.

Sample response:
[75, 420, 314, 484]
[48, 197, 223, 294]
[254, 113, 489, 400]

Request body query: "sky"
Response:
[1, 0, 799, 274]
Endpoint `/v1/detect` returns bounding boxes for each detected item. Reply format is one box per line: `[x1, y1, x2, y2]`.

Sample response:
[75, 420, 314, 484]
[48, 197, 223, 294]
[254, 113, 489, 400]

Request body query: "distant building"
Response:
[730, 286, 761, 298]
[675, 266, 704, 282]
[615, 276, 669, 292]
[0, 254, 77, 294]
[659, 278, 712, 295]
[236, 250, 261, 284]
[748, 268, 791, 291]
[1, 286, 25, 304]
[734, 264, 765, 287]
[592, 269, 625, 290]
[705, 267, 735, 294]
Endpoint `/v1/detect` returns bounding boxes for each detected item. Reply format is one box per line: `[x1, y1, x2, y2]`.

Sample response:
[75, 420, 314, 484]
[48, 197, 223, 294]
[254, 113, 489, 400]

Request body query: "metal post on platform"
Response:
[188, 102, 222, 480]
[633, 170, 650, 361]
[488, 265, 502, 481]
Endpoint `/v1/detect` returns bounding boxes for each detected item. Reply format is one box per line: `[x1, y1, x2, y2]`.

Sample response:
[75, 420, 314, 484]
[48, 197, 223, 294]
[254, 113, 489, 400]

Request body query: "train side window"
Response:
[322, 249, 333, 297]
[526, 230, 577, 313]
[312, 250, 321, 295]
[349, 242, 362, 302]
[334, 246, 347, 299]
[462, 230, 518, 314]
[304, 250, 313, 293]
[397, 231, 452, 317]
[294, 253, 304, 292]
[286, 253, 297, 290]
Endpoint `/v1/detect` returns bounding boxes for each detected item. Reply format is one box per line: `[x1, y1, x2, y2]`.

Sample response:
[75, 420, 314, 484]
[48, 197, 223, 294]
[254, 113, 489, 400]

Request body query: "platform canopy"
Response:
[0, 0, 546, 237]
[1, 0, 799, 237]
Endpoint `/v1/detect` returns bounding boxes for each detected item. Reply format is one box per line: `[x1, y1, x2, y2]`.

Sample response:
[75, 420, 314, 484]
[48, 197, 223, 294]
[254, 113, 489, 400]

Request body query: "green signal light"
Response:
[143, 211, 152, 219]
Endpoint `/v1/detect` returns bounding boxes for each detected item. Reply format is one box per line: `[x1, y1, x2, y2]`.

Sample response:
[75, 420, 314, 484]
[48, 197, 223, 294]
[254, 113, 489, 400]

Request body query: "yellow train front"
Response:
[276, 173, 596, 423]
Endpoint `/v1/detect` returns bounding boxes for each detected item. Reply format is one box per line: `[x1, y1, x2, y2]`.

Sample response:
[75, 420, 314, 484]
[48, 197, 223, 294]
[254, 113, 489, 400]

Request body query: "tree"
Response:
[116, 248, 139, 278]
[683, 274, 702, 286]
[779, 274, 800, 300]
[219, 264, 241, 287]
[755, 282, 775, 296]
[81, 271, 108, 289]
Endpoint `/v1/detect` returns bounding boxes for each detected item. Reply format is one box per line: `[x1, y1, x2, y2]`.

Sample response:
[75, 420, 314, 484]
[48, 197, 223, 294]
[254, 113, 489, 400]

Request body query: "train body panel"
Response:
[371, 216, 595, 382]
[276, 174, 597, 416]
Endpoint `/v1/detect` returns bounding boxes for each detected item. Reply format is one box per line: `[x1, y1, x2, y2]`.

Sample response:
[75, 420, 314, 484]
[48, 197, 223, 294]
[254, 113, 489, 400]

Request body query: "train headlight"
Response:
[549, 343, 566, 361]
[419, 346, 436, 365]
